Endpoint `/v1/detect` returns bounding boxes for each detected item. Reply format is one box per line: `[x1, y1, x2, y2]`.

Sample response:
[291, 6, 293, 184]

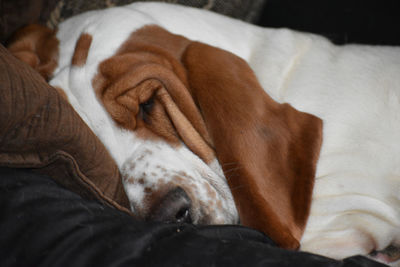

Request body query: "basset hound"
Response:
[7, 2, 400, 265]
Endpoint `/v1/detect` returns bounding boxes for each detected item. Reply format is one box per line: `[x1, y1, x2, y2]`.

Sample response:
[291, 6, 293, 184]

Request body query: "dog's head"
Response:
[8, 24, 322, 249]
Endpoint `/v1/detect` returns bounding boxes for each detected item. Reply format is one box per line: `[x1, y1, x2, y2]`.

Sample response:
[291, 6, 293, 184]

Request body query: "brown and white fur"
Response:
[7, 2, 400, 265]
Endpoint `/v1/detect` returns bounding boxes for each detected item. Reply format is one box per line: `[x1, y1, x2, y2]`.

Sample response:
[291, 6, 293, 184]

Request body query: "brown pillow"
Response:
[0, 44, 131, 214]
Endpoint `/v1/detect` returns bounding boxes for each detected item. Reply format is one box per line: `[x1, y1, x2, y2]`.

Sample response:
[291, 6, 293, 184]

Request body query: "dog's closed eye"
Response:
[139, 96, 155, 123]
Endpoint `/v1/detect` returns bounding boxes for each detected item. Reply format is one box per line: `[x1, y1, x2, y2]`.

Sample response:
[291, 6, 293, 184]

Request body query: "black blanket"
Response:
[0, 168, 385, 267]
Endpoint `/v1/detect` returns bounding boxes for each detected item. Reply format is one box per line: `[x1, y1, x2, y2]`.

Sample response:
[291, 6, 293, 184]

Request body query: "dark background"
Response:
[257, 0, 400, 45]
[2, 0, 400, 46]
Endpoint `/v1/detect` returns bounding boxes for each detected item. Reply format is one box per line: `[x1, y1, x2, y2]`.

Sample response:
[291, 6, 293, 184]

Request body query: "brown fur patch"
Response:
[182, 42, 323, 249]
[92, 25, 216, 163]
[7, 24, 59, 80]
[71, 33, 92, 66]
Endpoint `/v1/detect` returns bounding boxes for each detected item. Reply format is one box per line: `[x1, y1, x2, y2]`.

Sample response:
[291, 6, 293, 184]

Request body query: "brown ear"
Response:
[94, 25, 216, 165]
[7, 24, 59, 81]
[182, 42, 323, 249]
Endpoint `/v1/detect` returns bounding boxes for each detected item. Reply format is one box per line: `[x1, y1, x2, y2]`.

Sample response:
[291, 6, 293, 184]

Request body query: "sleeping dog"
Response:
[7, 2, 400, 265]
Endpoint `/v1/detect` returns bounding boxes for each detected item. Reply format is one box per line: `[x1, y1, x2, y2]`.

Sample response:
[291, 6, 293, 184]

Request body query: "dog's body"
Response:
[8, 2, 400, 265]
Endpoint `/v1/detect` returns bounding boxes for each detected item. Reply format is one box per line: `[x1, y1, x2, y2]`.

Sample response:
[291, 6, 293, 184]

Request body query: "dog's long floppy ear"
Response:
[182, 42, 323, 249]
[7, 24, 59, 81]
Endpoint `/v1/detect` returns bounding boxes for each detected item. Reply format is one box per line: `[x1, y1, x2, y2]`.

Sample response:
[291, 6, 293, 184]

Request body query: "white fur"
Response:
[49, 2, 400, 265]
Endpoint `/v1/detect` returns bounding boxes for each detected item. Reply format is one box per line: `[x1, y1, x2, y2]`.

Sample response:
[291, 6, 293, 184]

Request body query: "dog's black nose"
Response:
[149, 187, 192, 223]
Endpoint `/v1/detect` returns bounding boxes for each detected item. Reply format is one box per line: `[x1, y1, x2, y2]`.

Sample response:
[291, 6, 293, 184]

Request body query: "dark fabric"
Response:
[51, 0, 266, 23]
[46, 0, 266, 28]
[0, 0, 59, 44]
[1, 0, 267, 44]
[0, 167, 386, 267]
[0, 43, 130, 212]
[257, 0, 400, 45]
[2, 0, 399, 46]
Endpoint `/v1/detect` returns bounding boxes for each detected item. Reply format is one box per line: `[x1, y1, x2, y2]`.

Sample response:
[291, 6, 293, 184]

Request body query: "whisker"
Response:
[224, 173, 241, 181]
[220, 162, 238, 167]
[229, 184, 247, 191]
[223, 166, 242, 174]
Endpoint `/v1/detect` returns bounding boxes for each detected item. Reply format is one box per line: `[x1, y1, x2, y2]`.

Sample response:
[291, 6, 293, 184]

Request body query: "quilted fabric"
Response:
[0, 44, 131, 214]
[0, 0, 59, 44]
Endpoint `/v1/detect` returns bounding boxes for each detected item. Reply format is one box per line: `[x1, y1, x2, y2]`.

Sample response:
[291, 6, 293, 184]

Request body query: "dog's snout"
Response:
[149, 187, 192, 224]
